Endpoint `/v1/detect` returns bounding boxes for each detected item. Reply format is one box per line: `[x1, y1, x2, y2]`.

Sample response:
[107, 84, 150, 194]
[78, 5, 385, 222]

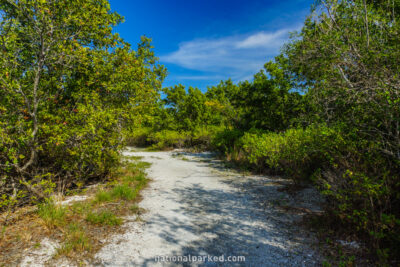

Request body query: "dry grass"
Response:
[0, 158, 150, 266]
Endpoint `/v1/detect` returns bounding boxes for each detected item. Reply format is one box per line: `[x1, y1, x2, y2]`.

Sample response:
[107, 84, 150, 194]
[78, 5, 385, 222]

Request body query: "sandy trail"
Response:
[95, 150, 323, 266]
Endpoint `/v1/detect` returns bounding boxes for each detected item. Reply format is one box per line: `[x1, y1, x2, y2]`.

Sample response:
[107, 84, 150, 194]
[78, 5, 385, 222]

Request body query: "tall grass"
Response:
[85, 211, 122, 226]
[37, 201, 67, 229]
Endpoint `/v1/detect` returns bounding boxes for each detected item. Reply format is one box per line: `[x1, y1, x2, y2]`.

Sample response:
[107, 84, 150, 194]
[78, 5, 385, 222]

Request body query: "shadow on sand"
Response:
[135, 152, 321, 267]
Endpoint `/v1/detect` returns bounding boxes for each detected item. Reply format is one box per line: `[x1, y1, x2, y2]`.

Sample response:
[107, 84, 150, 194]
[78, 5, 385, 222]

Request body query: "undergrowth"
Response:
[0, 157, 150, 266]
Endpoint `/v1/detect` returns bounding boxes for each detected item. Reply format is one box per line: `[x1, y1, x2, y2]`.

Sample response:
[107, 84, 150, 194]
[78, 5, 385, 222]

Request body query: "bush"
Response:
[189, 126, 224, 150]
[144, 126, 224, 151]
[216, 124, 400, 261]
[124, 127, 153, 147]
[212, 128, 244, 155]
[147, 130, 189, 150]
[239, 124, 346, 180]
[215, 125, 345, 178]
[317, 146, 400, 261]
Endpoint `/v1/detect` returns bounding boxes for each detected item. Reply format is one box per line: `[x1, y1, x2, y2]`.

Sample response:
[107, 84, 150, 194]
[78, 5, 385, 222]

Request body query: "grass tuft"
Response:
[37, 201, 67, 229]
[70, 202, 90, 215]
[56, 223, 91, 257]
[94, 190, 113, 203]
[130, 204, 140, 213]
[122, 172, 147, 184]
[111, 184, 136, 201]
[85, 210, 122, 226]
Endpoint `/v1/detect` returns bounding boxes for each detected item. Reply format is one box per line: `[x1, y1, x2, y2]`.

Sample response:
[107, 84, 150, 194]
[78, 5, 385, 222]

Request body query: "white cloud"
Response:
[236, 29, 288, 49]
[160, 27, 299, 83]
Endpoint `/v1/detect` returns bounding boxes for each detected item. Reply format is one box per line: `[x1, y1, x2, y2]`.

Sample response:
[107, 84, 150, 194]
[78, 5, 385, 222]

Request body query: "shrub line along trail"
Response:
[95, 149, 323, 266]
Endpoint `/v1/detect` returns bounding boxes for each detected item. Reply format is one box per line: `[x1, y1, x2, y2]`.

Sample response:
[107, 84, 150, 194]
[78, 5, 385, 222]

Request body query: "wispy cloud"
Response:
[173, 75, 225, 81]
[236, 29, 289, 49]
[160, 26, 300, 83]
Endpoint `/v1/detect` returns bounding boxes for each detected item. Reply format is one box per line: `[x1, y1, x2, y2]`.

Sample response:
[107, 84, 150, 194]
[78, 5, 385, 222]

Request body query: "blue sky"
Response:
[109, 0, 313, 90]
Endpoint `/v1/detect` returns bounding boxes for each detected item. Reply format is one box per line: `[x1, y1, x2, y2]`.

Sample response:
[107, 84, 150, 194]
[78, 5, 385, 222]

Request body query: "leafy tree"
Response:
[0, 0, 165, 203]
[237, 62, 304, 131]
[162, 85, 216, 132]
[206, 79, 241, 127]
[285, 0, 400, 159]
[280, 0, 400, 258]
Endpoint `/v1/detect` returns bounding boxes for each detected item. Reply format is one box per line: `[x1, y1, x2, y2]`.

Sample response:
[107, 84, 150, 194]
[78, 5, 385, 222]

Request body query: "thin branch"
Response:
[336, 65, 354, 88]
[363, 0, 370, 48]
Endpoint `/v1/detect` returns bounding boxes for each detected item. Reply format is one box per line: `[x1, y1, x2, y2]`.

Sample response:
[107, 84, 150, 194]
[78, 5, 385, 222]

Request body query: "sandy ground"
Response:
[94, 149, 324, 266]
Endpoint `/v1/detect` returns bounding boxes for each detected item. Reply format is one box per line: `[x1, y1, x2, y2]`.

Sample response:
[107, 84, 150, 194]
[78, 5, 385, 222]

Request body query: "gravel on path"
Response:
[95, 150, 324, 267]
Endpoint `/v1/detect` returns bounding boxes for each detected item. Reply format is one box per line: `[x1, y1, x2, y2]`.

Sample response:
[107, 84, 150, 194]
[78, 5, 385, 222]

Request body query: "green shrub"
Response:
[216, 124, 400, 261]
[239, 124, 346, 180]
[217, 125, 345, 179]
[124, 127, 153, 147]
[317, 148, 400, 261]
[147, 130, 189, 150]
[212, 128, 244, 154]
[145, 126, 224, 151]
[189, 126, 224, 150]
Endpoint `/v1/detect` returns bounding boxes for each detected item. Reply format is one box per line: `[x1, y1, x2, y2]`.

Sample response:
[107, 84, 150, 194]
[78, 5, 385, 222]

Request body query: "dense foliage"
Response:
[128, 61, 306, 150]
[283, 0, 400, 261]
[0, 0, 165, 206]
